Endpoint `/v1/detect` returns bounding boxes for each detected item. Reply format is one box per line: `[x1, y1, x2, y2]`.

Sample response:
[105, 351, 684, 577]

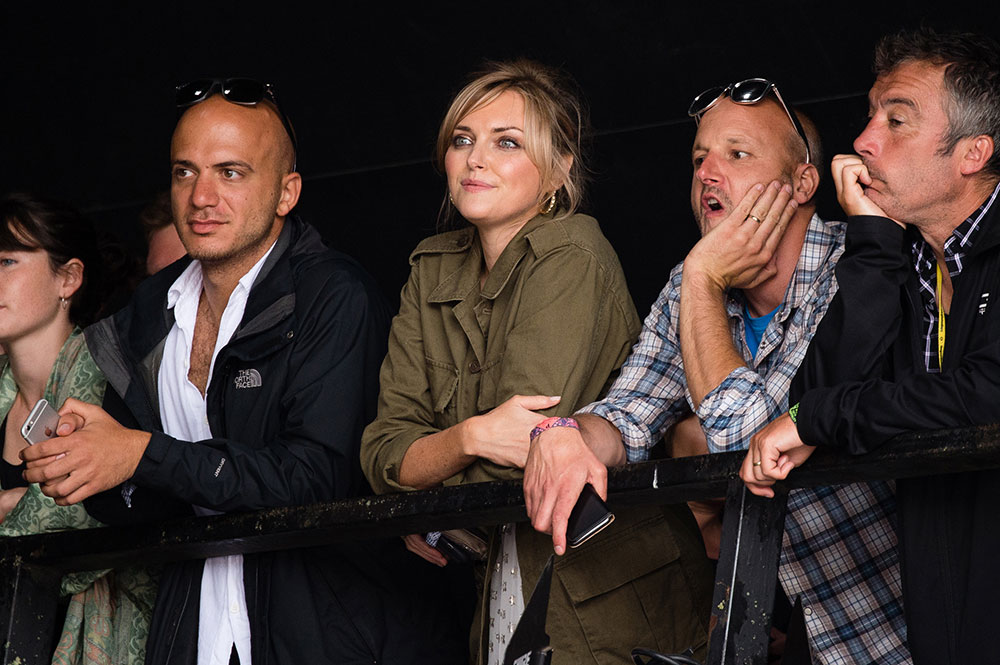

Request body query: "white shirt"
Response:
[158, 243, 275, 665]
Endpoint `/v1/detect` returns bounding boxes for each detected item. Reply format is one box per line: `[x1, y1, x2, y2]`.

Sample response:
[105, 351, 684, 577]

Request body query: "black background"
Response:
[3, 2, 998, 315]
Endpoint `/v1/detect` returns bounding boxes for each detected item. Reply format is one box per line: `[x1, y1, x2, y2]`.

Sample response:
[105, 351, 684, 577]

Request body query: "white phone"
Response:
[21, 398, 60, 445]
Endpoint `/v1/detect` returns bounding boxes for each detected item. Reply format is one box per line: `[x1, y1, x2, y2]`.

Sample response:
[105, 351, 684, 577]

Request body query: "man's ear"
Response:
[791, 162, 819, 204]
[958, 135, 995, 176]
[276, 172, 302, 217]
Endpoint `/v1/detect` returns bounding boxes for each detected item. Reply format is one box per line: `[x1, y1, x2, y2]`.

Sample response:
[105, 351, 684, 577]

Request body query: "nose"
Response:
[467, 140, 487, 170]
[190, 174, 219, 209]
[853, 117, 881, 159]
[696, 151, 723, 185]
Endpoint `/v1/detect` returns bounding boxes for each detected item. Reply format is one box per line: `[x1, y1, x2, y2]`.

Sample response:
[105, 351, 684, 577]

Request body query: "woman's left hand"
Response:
[464, 394, 561, 469]
[0, 487, 27, 523]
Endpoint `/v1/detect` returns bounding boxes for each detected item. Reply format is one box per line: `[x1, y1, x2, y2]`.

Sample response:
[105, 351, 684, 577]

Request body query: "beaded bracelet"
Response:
[530, 416, 579, 442]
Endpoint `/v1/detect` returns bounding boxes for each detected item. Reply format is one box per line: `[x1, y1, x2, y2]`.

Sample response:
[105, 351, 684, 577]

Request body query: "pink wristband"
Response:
[530, 416, 579, 442]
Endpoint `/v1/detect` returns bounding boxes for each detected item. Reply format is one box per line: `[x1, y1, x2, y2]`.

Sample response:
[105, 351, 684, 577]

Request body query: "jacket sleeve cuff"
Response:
[795, 389, 843, 448]
[365, 431, 432, 494]
[846, 215, 906, 243]
[133, 430, 172, 482]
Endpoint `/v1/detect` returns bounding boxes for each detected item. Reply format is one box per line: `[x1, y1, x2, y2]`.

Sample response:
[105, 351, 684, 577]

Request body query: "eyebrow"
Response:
[883, 97, 918, 110]
[216, 160, 255, 172]
[691, 135, 755, 153]
[170, 159, 255, 172]
[454, 124, 524, 134]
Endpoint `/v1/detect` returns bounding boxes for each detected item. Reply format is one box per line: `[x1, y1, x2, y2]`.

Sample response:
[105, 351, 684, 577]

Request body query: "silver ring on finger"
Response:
[748, 215, 762, 224]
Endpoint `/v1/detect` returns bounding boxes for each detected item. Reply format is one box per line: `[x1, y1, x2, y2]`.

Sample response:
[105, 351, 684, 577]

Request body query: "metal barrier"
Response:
[4, 423, 1000, 665]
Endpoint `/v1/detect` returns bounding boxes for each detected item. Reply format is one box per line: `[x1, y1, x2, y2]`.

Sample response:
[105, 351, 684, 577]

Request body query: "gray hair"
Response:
[875, 27, 1000, 177]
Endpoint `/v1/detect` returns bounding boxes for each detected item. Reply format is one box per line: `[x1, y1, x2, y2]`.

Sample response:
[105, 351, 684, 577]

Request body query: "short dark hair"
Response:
[139, 190, 174, 240]
[0, 193, 106, 326]
[875, 27, 1000, 177]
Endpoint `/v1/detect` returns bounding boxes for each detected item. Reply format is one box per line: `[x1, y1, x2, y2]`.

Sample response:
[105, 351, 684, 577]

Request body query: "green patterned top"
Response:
[0, 329, 157, 665]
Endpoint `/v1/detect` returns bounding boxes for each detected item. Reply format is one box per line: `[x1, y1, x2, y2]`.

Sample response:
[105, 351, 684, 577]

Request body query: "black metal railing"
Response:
[4, 423, 1000, 665]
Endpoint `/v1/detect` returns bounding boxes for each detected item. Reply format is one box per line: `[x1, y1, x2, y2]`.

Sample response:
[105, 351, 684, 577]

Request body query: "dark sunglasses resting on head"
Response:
[688, 78, 811, 165]
[175, 78, 298, 166]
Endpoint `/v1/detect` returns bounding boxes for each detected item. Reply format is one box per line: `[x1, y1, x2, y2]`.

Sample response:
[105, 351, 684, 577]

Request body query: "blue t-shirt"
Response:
[743, 305, 779, 360]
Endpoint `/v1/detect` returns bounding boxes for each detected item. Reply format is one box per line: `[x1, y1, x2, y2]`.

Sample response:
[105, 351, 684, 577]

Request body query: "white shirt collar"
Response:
[166, 240, 278, 312]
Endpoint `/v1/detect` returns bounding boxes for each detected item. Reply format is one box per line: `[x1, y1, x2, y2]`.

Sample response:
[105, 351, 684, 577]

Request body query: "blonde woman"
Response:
[362, 61, 711, 664]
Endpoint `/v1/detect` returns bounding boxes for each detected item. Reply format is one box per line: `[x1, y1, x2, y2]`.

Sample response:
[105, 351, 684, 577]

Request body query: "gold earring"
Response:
[449, 193, 455, 205]
[540, 192, 557, 215]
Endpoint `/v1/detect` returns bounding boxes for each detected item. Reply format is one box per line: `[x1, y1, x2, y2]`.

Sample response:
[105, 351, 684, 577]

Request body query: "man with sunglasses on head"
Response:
[22, 79, 463, 664]
[524, 79, 910, 664]
[745, 28, 1000, 665]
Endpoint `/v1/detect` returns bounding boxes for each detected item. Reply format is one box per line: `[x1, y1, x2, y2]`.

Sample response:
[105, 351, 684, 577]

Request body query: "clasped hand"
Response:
[740, 412, 816, 497]
[20, 398, 151, 505]
[464, 394, 561, 469]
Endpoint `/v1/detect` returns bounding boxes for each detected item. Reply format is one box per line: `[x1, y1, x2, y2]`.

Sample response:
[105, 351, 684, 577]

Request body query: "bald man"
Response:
[23, 81, 462, 664]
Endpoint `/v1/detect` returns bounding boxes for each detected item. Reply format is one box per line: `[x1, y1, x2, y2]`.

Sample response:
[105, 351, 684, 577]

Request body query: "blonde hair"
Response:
[436, 60, 589, 228]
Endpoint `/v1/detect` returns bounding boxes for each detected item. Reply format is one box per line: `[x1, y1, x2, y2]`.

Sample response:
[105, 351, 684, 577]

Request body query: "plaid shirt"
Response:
[582, 215, 911, 665]
[912, 181, 1000, 372]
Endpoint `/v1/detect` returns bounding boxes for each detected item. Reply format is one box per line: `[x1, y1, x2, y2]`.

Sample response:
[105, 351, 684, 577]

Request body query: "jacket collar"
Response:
[427, 213, 552, 304]
[958, 179, 1000, 259]
[86, 216, 312, 414]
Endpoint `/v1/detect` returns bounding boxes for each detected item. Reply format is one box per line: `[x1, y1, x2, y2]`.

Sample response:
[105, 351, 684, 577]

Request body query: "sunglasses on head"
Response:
[175, 78, 298, 164]
[688, 78, 811, 165]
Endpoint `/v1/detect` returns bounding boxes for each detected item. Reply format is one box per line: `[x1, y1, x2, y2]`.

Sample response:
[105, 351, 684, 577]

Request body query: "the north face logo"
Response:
[234, 368, 263, 389]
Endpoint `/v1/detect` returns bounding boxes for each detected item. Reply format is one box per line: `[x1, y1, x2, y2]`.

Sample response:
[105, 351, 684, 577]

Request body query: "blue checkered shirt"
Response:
[582, 215, 911, 665]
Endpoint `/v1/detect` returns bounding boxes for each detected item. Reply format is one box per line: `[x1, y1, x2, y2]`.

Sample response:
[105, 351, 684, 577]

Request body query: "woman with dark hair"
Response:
[362, 61, 711, 664]
[0, 193, 155, 665]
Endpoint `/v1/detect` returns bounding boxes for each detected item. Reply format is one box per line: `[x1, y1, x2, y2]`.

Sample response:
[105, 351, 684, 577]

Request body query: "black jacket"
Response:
[791, 208, 1000, 665]
[85, 217, 467, 664]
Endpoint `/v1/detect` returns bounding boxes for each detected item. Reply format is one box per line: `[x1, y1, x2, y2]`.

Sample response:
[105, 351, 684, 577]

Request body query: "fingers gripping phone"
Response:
[21, 398, 60, 445]
[566, 483, 615, 548]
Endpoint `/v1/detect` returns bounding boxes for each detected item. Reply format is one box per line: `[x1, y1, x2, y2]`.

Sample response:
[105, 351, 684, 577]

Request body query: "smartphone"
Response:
[21, 398, 60, 445]
[566, 483, 615, 548]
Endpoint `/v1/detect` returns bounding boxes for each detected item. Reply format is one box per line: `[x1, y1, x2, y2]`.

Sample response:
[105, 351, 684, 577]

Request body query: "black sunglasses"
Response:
[688, 78, 811, 164]
[175, 78, 298, 166]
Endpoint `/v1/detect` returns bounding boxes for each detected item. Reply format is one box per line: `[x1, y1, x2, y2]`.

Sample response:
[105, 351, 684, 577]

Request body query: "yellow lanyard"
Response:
[936, 264, 946, 368]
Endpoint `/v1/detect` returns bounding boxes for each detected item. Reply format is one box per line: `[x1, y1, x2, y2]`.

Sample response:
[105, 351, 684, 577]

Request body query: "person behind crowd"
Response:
[744, 28, 1000, 665]
[139, 191, 186, 275]
[522, 80, 911, 664]
[0, 193, 156, 665]
[22, 79, 462, 664]
[361, 60, 712, 664]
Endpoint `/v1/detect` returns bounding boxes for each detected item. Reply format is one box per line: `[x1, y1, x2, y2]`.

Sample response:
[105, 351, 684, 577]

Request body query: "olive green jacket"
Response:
[362, 212, 640, 490]
[361, 212, 711, 664]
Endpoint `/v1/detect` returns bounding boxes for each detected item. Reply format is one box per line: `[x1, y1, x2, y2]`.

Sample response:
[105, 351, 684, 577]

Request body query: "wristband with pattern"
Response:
[530, 416, 579, 442]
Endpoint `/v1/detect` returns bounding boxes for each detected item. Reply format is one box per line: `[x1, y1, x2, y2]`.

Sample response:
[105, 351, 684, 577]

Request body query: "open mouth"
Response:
[705, 197, 723, 212]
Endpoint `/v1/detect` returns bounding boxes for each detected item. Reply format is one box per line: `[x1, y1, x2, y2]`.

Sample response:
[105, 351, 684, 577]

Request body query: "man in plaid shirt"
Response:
[524, 86, 911, 664]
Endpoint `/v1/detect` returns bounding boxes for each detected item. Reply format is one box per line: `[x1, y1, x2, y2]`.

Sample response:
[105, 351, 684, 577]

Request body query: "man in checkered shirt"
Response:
[524, 85, 911, 664]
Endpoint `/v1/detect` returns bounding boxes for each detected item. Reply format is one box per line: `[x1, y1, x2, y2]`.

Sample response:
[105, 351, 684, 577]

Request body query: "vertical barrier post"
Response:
[706, 479, 788, 665]
[1, 560, 61, 665]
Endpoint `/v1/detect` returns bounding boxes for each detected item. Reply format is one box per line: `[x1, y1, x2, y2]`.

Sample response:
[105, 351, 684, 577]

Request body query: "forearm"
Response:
[397, 421, 479, 489]
[667, 414, 709, 458]
[679, 270, 746, 410]
[576, 414, 627, 466]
